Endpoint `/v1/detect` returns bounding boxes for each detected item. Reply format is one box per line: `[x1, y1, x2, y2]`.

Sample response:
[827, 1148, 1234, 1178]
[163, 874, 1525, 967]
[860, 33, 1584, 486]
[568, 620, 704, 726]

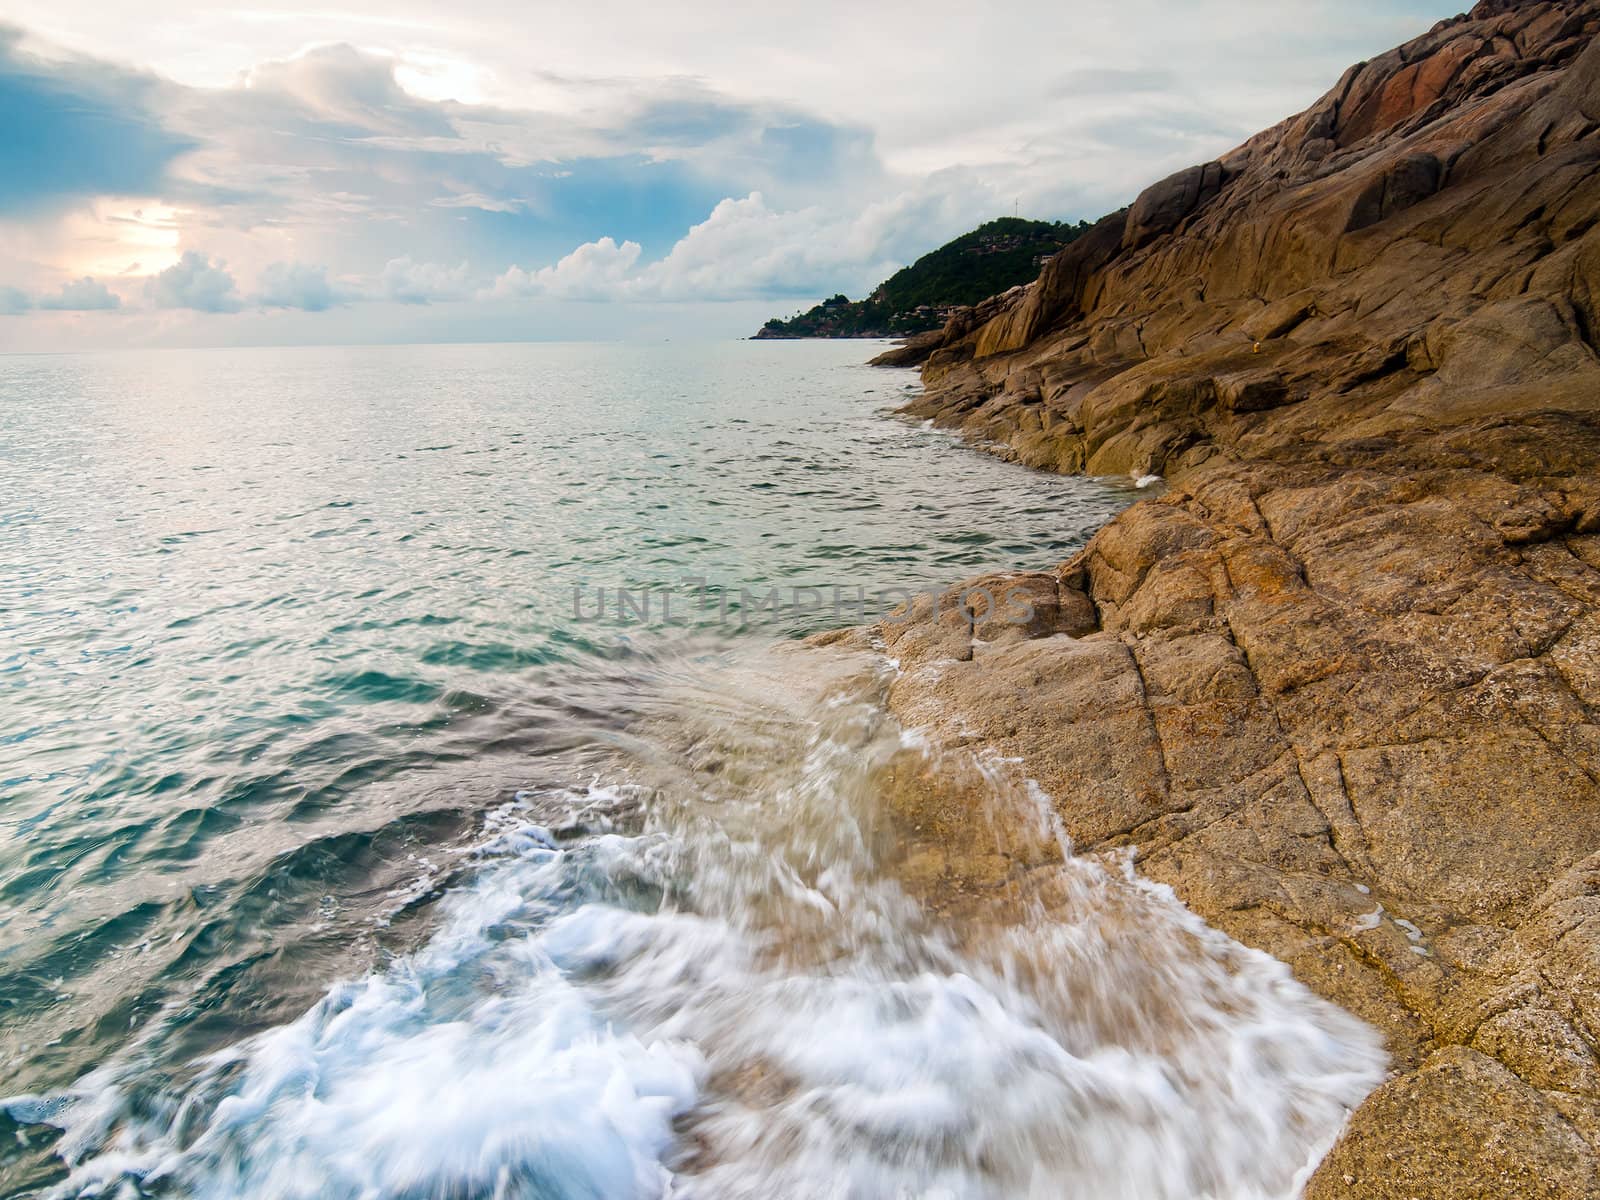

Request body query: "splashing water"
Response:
[7, 642, 1385, 1200]
[1, 343, 1383, 1197]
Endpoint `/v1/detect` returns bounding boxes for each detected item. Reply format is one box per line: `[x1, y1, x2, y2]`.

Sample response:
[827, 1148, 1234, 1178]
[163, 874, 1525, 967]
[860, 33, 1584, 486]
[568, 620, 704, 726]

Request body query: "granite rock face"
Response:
[874, 3, 1600, 1195]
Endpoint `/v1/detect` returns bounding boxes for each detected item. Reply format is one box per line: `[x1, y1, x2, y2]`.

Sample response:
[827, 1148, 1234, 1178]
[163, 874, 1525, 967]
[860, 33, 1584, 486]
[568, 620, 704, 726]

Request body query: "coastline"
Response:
[856, 410, 1600, 1197]
[834, 4, 1600, 1196]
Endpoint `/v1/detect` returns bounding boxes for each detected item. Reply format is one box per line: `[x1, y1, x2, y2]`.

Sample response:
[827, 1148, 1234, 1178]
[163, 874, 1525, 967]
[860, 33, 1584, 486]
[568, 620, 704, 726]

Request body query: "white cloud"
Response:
[0, 1, 1464, 348]
[1, 1, 1453, 204]
[485, 183, 999, 305]
[238, 43, 453, 141]
[487, 237, 642, 301]
[38, 276, 121, 310]
[632, 193, 826, 300]
[255, 261, 345, 311]
[430, 193, 525, 214]
[379, 257, 473, 304]
[144, 250, 241, 312]
[635, 184, 1002, 300]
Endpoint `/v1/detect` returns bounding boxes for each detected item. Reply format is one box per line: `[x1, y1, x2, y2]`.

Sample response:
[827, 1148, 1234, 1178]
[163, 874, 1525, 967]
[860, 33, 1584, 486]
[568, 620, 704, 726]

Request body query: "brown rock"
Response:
[869, 4, 1600, 1195]
[1308, 1048, 1598, 1200]
[1123, 161, 1227, 250]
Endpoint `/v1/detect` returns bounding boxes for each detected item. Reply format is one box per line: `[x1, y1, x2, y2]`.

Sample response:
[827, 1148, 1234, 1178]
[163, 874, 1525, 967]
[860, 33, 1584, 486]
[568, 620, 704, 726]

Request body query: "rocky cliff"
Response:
[869, 3, 1600, 1196]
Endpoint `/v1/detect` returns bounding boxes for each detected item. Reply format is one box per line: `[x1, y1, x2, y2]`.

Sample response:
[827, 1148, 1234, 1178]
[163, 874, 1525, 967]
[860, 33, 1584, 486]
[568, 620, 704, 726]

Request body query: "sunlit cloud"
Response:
[488, 236, 642, 301]
[0, 1, 1463, 348]
[145, 249, 241, 311]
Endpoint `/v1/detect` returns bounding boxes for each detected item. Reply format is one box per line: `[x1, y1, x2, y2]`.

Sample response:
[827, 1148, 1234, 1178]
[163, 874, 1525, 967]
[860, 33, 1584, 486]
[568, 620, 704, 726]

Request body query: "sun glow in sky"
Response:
[0, 0, 1462, 348]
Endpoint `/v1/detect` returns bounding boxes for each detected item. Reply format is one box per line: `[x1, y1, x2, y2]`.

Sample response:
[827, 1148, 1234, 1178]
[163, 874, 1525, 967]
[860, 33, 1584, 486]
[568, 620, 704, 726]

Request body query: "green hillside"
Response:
[754, 217, 1091, 339]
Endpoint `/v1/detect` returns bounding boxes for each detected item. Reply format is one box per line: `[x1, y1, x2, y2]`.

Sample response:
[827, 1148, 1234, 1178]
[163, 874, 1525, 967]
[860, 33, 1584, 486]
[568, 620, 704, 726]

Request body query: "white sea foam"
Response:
[9, 654, 1387, 1200]
[10, 798, 704, 1200]
[1394, 917, 1424, 943]
[1352, 904, 1385, 931]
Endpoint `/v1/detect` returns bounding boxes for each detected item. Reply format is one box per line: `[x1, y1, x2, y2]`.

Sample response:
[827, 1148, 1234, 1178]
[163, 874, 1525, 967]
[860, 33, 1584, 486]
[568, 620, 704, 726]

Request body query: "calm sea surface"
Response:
[0, 341, 1384, 1199]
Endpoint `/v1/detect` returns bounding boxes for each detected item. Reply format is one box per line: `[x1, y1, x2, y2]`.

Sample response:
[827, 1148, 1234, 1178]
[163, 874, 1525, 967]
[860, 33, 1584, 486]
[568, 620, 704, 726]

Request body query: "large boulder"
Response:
[1123, 161, 1227, 250]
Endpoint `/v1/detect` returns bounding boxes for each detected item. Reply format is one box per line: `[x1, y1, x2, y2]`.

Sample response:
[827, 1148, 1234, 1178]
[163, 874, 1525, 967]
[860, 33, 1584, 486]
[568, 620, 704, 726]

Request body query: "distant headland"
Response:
[752, 217, 1090, 340]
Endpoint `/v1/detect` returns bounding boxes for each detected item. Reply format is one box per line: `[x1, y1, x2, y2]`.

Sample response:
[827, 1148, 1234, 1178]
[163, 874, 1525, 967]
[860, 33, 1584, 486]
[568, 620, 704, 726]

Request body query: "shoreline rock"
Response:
[860, 3, 1600, 1195]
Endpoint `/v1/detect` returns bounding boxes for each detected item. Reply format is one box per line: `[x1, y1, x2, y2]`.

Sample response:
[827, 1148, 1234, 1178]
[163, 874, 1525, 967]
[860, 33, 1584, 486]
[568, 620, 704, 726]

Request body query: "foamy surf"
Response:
[6, 645, 1386, 1199]
[6, 785, 704, 1200]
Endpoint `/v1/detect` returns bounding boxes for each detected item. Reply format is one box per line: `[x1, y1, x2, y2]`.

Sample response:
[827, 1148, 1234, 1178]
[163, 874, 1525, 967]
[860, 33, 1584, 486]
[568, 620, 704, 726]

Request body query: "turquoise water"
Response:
[0, 341, 1384, 1199]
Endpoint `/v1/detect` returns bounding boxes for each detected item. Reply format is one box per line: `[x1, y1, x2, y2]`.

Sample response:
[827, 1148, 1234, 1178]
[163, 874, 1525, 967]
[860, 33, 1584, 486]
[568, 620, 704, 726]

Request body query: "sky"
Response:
[0, 0, 1462, 349]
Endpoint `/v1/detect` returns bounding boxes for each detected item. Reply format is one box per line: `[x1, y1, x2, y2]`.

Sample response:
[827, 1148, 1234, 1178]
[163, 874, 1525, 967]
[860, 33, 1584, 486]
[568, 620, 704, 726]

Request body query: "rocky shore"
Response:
[855, 2, 1600, 1195]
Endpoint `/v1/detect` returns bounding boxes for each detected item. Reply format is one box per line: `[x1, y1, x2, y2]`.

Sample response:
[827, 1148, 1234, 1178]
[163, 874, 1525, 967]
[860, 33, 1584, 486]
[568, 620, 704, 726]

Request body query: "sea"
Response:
[0, 340, 1385, 1199]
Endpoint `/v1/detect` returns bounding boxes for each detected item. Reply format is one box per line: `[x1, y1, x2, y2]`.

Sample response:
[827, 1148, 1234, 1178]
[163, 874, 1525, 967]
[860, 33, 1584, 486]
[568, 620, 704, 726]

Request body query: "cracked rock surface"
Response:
[867, 2, 1600, 1195]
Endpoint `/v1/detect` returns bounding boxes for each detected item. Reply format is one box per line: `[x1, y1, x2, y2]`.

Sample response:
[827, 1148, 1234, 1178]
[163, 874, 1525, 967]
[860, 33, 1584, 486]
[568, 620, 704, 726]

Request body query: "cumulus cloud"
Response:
[379, 256, 473, 304]
[0, 276, 123, 313]
[0, 3, 1464, 347]
[144, 250, 241, 312]
[0, 32, 885, 294]
[485, 183, 997, 305]
[119, 39, 858, 285]
[38, 276, 121, 310]
[255, 261, 345, 311]
[237, 42, 458, 144]
[487, 237, 642, 301]
[630, 191, 901, 300]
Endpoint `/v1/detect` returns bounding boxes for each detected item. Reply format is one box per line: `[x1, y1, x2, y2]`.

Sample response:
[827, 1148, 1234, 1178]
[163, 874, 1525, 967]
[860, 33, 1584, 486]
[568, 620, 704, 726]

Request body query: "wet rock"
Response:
[1308, 1048, 1599, 1200]
[867, 327, 946, 368]
[868, 3, 1600, 1194]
